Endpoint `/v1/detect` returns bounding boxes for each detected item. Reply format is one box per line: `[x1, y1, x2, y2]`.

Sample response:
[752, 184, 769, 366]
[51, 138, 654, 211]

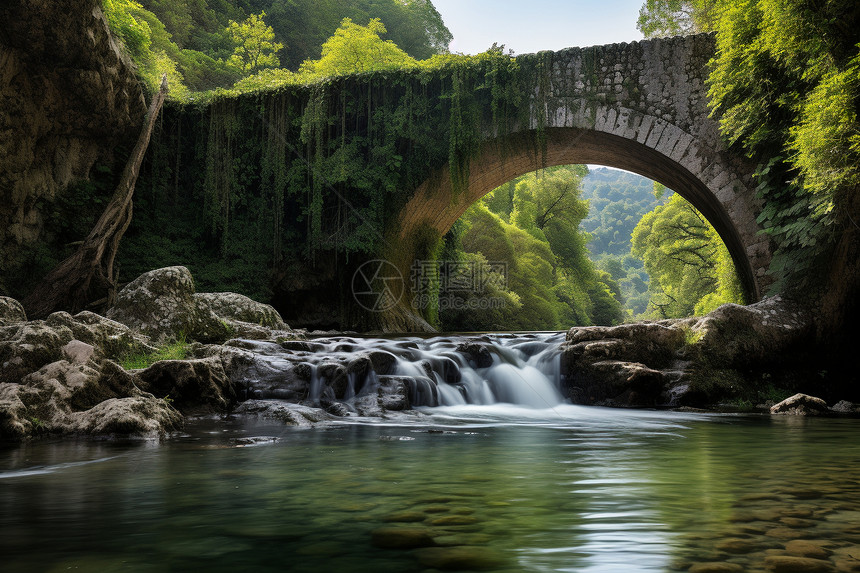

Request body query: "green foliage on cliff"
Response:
[636, 0, 717, 38]
[641, 0, 860, 294]
[102, 0, 237, 98]
[117, 44, 558, 312]
[226, 11, 283, 74]
[706, 0, 860, 293]
[299, 18, 417, 77]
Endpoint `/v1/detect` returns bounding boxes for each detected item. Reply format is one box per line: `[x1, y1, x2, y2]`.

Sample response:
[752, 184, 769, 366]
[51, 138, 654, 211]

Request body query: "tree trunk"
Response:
[22, 75, 168, 319]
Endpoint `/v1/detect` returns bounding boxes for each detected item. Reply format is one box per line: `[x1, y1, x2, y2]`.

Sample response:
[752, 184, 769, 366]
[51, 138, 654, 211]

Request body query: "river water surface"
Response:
[2, 335, 859, 572]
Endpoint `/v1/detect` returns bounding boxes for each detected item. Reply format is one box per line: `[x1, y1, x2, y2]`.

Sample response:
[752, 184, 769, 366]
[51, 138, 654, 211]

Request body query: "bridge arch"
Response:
[383, 36, 773, 327]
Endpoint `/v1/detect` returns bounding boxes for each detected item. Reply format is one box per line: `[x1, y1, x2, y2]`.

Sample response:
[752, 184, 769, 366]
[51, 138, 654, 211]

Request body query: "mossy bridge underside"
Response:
[148, 34, 768, 330]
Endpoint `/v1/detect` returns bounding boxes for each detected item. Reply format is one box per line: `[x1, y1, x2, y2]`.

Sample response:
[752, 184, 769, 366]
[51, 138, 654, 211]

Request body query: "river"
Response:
[2, 333, 858, 572]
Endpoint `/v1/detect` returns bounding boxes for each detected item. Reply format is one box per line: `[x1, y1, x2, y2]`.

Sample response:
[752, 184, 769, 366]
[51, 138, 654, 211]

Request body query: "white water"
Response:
[373, 332, 565, 408]
[236, 331, 569, 410]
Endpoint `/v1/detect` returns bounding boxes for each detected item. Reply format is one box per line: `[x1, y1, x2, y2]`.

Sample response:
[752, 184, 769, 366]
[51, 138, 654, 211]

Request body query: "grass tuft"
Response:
[121, 335, 188, 370]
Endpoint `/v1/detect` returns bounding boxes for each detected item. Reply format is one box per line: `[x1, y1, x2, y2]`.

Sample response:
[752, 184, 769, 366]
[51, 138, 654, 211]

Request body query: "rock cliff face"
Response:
[0, 0, 145, 291]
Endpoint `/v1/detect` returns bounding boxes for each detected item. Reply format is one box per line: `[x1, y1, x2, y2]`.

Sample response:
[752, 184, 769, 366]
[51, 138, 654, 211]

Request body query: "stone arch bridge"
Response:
[1, 10, 770, 329]
[382, 34, 768, 328]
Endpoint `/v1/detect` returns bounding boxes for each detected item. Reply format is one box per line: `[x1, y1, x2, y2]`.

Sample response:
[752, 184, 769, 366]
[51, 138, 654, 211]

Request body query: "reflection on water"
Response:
[1, 410, 859, 572]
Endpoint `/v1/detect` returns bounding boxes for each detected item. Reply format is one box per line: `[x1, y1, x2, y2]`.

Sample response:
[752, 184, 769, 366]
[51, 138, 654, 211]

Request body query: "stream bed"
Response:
[1, 333, 859, 572]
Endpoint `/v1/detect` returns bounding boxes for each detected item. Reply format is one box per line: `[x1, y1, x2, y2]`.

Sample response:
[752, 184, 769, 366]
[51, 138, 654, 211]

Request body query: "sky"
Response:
[432, 0, 646, 56]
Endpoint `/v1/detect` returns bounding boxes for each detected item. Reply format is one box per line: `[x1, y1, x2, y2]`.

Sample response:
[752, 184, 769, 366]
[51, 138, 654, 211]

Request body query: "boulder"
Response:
[565, 360, 665, 406]
[69, 395, 183, 436]
[367, 350, 397, 375]
[0, 358, 178, 439]
[685, 297, 813, 367]
[107, 266, 229, 343]
[558, 296, 816, 409]
[0, 320, 73, 384]
[134, 357, 235, 414]
[193, 292, 286, 330]
[226, 351, 311, 402]
[564, 321, 686, 368]
[455, 342, 494, 368]
[0, 311, 156, 379]
[831, 400, 857, 413]
[378, 376, 410, 411]
[45, 310, 155, 360]
[107, 267, 290, 343]
[0, 297, 26, 325]
[232, 400, 334, 427]
[771, 393, 830, 416]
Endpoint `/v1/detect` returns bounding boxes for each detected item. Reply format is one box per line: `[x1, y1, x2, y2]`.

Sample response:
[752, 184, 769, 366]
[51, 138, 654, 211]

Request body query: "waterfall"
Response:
[233, 332, 567, 411]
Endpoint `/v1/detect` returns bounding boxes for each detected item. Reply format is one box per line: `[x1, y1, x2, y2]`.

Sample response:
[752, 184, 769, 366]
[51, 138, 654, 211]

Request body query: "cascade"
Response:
[233, 332, 566, 410]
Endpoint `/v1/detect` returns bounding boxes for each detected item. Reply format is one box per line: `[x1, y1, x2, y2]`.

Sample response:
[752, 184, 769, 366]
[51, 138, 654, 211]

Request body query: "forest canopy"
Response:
[101, 0, 452, 98]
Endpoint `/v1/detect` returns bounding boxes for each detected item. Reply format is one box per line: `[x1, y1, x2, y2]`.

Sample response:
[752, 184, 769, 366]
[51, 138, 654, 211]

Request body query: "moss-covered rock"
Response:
[107, 266, 225, 343]
[107, 267, 290, 343]
[560, 297, 819, 408]
[0, 321, 73, 384]
[194, 292, 287, 330]
[0, 297, 26, 325]
[134, 357, 235, 414]
[0, 355, 179, 440]
[683, 297, 813, 368]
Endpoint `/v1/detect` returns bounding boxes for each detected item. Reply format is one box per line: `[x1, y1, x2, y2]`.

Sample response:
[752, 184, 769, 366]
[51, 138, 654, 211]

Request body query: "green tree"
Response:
[707, 0, 860, 291]
[631, 194, 743, 317]
[227, 11, 283, 74]
[440, 166, 626, 330]
[298, 17, 417, 77]
[262, 0, 451, 69]
[104, 0, 153, 58]
[636, 0, 717, 38]
[102, 0, 192, 99]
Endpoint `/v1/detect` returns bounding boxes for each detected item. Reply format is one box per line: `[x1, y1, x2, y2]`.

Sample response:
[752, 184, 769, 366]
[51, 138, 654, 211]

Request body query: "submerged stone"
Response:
[428, 515, 479, 526]
[370, 527, 436, 549]
[382, 511, 426, 523]
[764, 555, 835, 572]
[413, 546, 507, 570]
[716, 537, 759, 554]
[688, 563, 745, 573]
[785, 540, 832, 559]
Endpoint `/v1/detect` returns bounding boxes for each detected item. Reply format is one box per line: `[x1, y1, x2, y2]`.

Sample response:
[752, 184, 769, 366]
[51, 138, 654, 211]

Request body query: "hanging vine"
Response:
[130, 49, 559, 292]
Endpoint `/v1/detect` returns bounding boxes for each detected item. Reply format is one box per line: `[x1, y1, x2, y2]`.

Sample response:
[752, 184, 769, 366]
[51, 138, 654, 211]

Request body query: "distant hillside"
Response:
[580, 167, 671, 316]
[580, 167, 669, 258]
